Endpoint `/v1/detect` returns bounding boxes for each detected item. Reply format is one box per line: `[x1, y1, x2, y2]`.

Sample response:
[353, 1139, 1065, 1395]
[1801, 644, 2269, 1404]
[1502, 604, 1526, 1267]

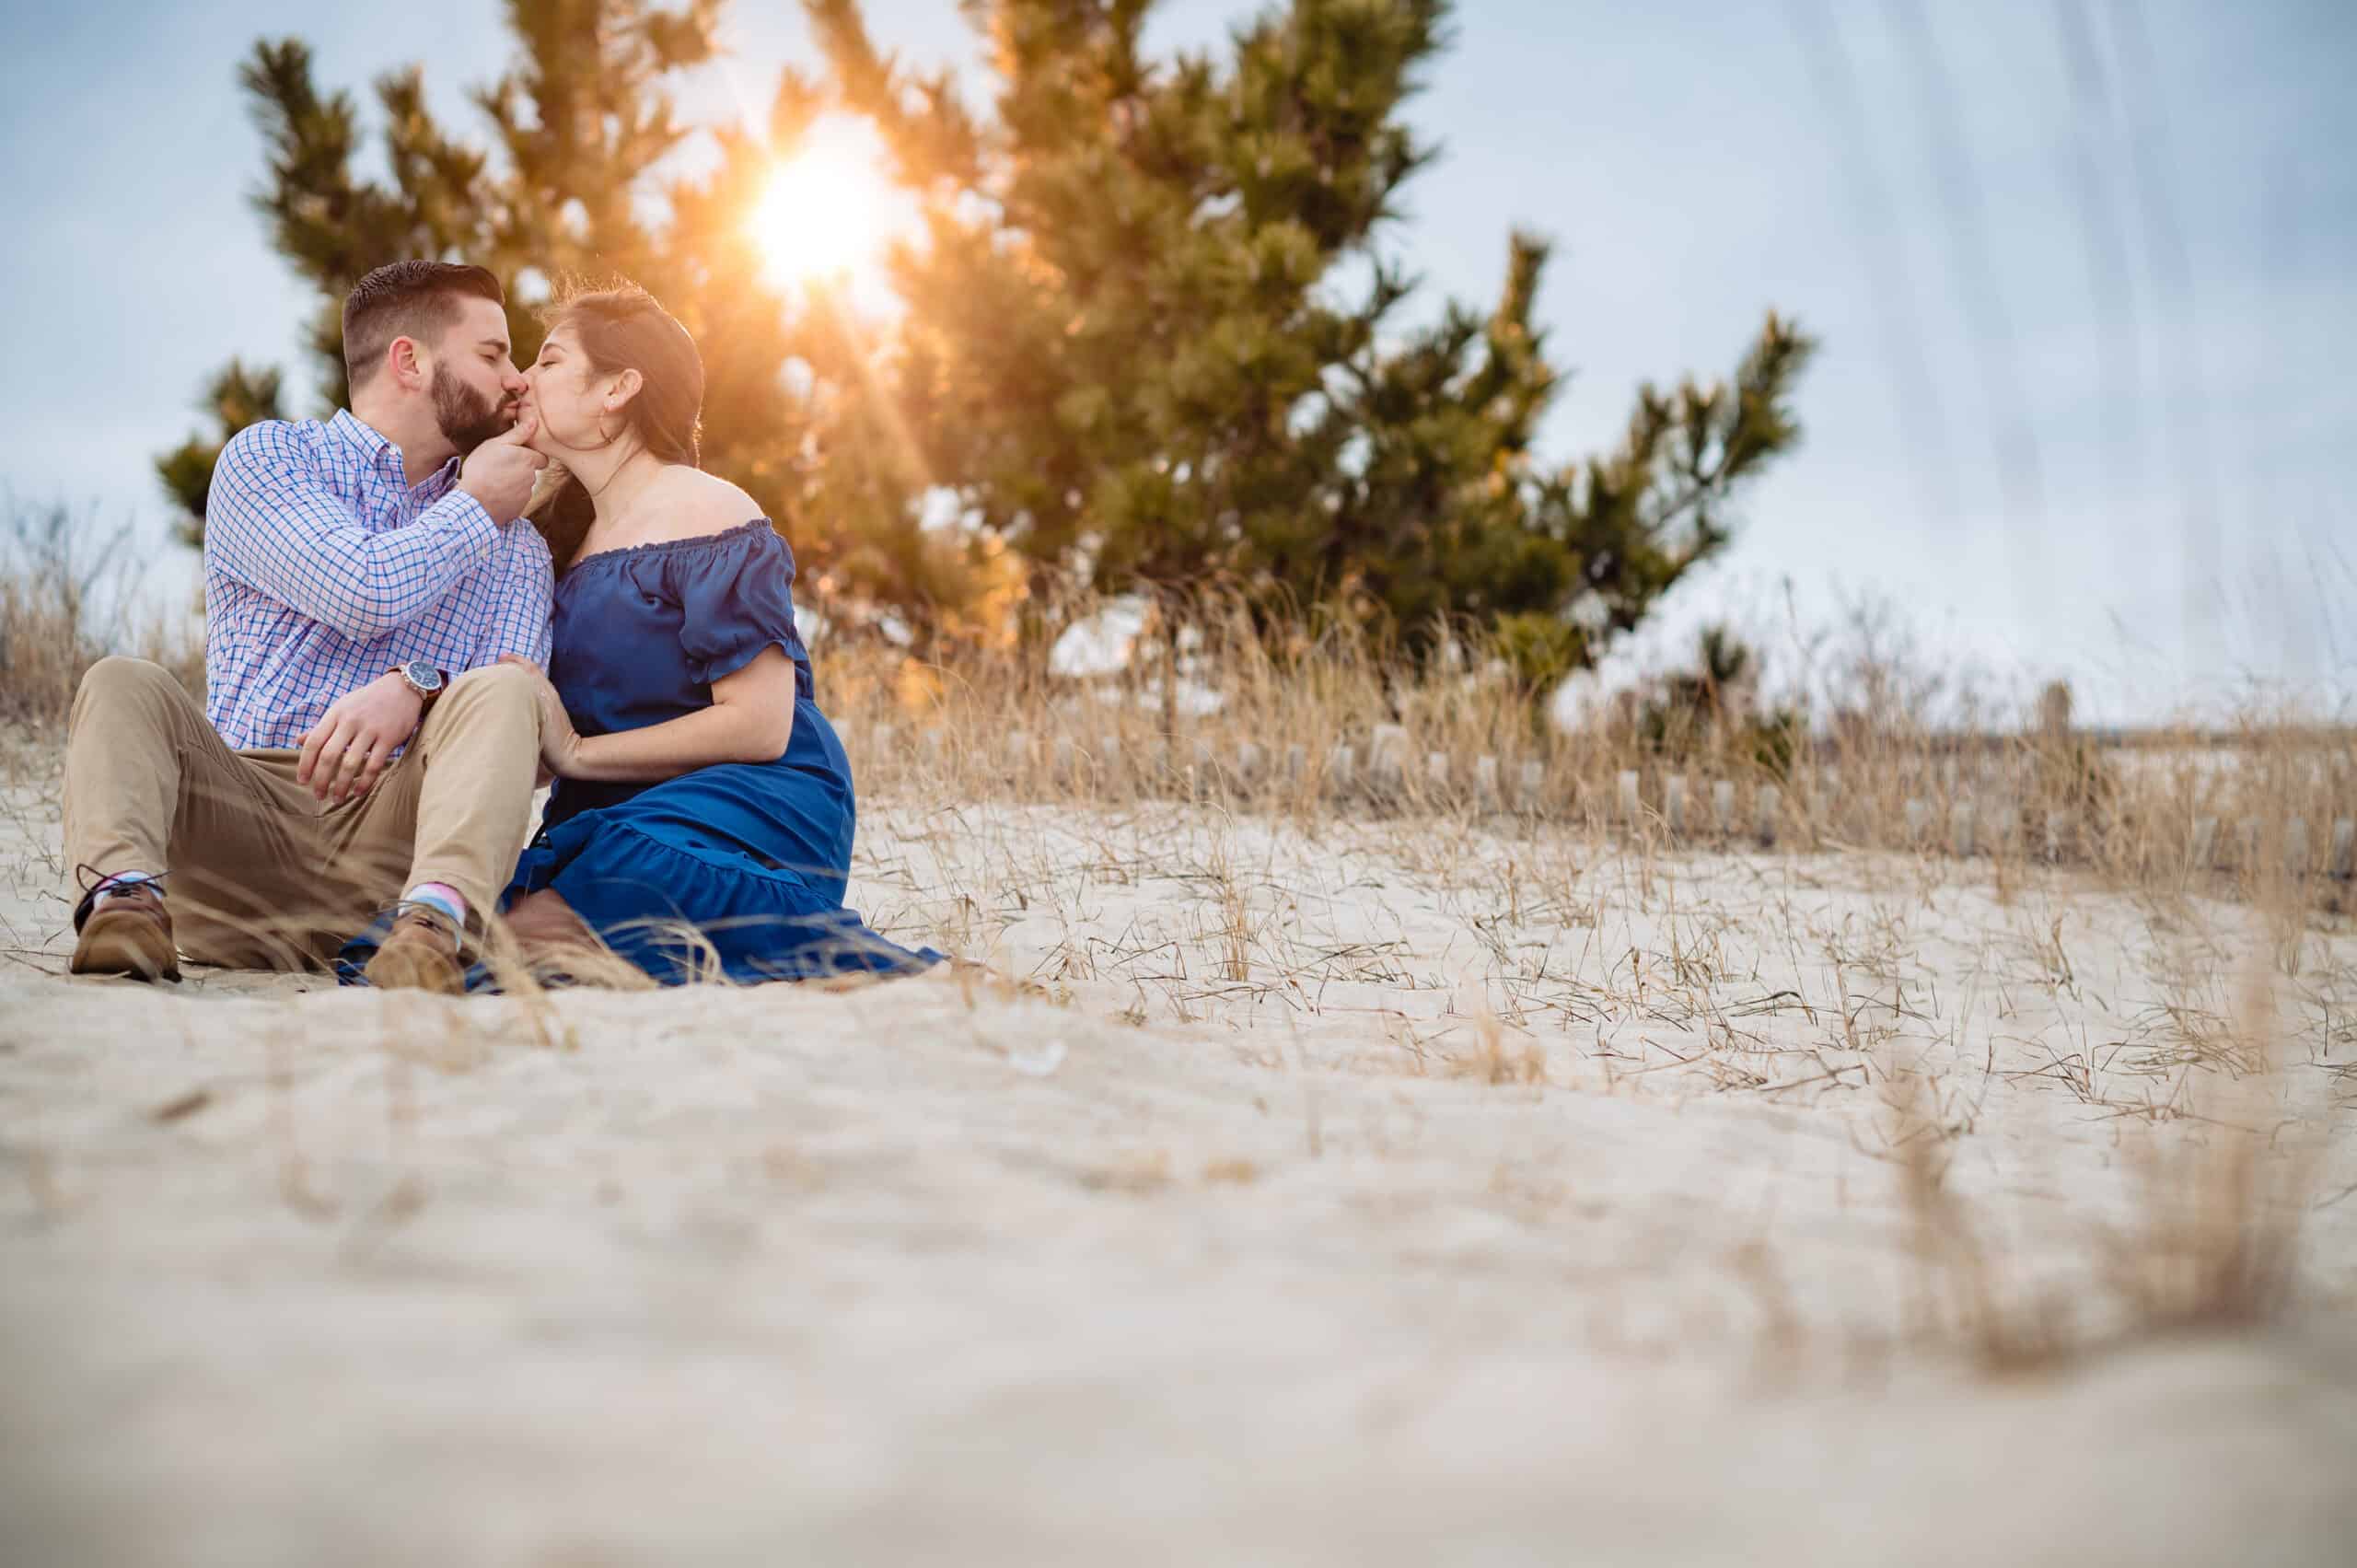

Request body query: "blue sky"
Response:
[5, 0, 2351, 721]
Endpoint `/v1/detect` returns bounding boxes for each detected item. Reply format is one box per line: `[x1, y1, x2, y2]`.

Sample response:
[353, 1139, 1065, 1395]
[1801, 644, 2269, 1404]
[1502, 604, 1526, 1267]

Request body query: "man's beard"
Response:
[430, 365, 515, 455]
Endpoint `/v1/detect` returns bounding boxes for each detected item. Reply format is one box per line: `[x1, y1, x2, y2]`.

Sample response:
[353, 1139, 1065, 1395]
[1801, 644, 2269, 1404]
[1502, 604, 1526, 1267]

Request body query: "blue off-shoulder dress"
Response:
[501, 518, 939, 985]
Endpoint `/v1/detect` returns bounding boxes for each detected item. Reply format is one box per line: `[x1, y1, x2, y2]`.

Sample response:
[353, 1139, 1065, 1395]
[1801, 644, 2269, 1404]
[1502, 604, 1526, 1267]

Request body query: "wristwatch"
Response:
[391, 660, 447, 710]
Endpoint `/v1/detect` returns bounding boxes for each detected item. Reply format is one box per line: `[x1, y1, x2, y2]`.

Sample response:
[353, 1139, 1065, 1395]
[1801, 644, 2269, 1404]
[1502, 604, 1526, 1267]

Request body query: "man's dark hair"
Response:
[342, 261, 505, 389]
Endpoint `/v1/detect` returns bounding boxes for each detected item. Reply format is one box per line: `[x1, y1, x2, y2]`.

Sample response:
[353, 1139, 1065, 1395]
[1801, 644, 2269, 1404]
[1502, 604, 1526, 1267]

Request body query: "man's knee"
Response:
[72, 656, 192, 729]
[449, 661, 539, 701]
[423, 661, 544, 738]
[438, 660, 540, 716]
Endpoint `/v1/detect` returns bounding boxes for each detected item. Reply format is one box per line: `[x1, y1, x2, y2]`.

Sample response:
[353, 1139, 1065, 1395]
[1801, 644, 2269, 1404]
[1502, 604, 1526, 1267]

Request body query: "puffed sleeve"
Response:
[670, 525, 813, 696]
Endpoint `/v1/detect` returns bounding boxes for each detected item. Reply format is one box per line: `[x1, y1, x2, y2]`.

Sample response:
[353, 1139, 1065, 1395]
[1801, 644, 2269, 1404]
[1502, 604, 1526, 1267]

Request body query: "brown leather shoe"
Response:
[363, 910, 466, 996]
[70, 881, 180, 981]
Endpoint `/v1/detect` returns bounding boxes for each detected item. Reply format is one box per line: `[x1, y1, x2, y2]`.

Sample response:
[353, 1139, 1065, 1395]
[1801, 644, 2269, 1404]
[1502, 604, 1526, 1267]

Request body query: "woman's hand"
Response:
[499, 655, 585, 780]
[486, 645, 798, 789]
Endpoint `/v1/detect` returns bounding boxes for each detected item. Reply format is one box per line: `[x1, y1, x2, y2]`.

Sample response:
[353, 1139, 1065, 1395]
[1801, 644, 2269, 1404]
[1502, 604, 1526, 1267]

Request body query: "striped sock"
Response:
[94, 870, 164, 905]
[401, 882, 467, 942]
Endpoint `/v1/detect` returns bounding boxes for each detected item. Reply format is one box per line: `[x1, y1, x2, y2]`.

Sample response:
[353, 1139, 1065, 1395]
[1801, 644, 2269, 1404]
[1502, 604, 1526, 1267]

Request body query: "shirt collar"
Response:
[329, 409, 460, 496]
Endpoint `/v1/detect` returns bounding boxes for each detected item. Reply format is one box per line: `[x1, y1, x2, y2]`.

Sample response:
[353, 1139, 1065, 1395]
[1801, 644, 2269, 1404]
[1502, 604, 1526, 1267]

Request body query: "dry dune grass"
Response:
[814, 587, 2355, 904]
[2, 559, 2353, 1561]
[1, 505, 202, 730]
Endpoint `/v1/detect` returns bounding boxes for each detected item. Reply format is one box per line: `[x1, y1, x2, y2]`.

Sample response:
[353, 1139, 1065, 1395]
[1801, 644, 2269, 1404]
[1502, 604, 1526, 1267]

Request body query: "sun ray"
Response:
[750, 114, 907, 286]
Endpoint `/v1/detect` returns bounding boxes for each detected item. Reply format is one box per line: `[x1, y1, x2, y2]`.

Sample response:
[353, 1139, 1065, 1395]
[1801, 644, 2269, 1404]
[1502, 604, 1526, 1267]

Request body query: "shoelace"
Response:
[387, 899, 464, 953]
[71, 864, 171, 935]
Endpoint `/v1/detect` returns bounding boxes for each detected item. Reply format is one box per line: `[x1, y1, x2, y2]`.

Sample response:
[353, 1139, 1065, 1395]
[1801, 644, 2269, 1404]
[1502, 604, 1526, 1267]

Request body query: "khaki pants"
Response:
[62, 656, 545, 969]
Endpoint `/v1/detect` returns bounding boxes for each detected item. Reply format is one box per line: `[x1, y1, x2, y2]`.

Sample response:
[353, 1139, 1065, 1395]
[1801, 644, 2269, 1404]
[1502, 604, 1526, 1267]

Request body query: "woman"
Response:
[445, 281, 933, 985]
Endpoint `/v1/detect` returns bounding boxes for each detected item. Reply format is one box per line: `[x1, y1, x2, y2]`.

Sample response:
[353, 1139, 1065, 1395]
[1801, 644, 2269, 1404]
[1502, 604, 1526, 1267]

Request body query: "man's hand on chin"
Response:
[297, 672, 424, 804]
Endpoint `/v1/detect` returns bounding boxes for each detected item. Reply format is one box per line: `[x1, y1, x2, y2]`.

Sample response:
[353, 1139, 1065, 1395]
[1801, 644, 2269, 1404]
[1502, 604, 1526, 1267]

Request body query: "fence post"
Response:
[1618, 770, 1642, 829]
[1327, 745, 1356, 799]
[1754, 784, 1781, 847]
[1370, 724, 1408, 794]
[1950, 800, 1976, 858]
[1663, 775, 1688, 838]
[2330, 819, 2355, 879]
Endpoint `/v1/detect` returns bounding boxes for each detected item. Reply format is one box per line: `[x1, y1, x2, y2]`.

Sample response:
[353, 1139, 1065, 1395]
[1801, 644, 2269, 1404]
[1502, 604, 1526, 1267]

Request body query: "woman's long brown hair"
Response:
[525, 280, 705, 572]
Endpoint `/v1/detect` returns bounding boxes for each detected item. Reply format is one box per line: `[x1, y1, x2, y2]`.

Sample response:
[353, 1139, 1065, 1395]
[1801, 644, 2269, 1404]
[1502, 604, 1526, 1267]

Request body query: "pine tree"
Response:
[154, 360, 287, 549]
[156, 0, 1007, 634]
[161, 0, 1816, 670]
[812, 0, 1816, 664]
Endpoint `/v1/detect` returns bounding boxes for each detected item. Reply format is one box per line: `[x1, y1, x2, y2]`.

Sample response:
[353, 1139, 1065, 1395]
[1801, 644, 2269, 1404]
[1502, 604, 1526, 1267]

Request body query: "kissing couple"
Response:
[64, 260, 938, 992]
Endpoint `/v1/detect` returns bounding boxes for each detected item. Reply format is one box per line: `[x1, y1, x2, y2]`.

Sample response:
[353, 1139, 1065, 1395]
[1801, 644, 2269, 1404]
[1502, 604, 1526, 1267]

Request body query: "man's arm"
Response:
[296, 525, 555, 805]
[474, 524, 554, 671]
[206, 423, 501, 644]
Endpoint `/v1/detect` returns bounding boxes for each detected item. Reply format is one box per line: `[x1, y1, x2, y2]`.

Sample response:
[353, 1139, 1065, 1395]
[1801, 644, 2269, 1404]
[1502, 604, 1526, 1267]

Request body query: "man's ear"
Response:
[387, 335, 428, 392]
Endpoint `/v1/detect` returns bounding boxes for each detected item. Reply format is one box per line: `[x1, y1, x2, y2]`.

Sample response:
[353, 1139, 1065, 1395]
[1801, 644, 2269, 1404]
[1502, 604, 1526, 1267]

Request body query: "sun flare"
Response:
[749, 115, 903, 285]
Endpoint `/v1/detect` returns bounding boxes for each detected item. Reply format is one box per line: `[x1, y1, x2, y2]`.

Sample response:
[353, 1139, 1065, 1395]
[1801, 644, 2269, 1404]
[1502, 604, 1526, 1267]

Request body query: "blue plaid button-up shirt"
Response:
[203, 410, 553, 750]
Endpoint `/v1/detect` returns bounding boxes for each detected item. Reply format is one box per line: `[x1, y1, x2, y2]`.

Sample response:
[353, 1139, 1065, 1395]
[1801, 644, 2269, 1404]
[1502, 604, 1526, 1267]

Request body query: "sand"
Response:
[3, 753, 2353, 1565]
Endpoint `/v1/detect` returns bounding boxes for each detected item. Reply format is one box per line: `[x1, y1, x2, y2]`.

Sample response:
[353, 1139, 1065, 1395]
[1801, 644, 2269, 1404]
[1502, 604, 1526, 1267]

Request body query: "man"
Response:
[64, 260, 555, 994]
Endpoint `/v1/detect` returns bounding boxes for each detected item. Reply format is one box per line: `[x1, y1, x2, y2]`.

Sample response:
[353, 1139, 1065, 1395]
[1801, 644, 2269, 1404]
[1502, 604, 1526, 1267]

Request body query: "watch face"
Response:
[405, 660, 445, 692]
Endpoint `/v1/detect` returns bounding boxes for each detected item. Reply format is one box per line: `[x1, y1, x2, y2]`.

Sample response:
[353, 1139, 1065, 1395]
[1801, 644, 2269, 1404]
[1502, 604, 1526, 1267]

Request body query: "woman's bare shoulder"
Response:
[641, 467, 765, 542]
